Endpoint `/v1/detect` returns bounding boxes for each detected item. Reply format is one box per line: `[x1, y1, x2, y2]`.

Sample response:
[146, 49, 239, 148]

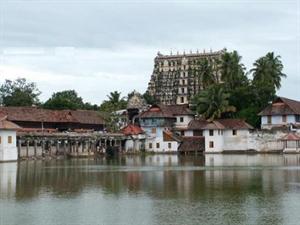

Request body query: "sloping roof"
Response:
[178, 136, 205, 152]
[71, 110, 104, 124]
[187, 119, 209, 130]
[139, 104, 194, 118]
[163, 130, 182, 142]
[121, 124, 144, 135]
[258, 97, 300, 116]
[0, 117, 21, 130]
[159, 104, 195, 116]
[187, 118, 253, 130]
[280, 133, 300, 141]
[140, 105, 174, 118]
[216, 119, 254, 129]
[0, 107, 104, 124]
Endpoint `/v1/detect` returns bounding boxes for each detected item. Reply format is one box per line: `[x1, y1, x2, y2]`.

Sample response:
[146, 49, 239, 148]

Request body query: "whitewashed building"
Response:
[258, 97, 300, 130]
[139, 105, 182, 152]
[121, 124, 146, 152]
[0, 117, 20, 162]
[186, 119, 253, 153]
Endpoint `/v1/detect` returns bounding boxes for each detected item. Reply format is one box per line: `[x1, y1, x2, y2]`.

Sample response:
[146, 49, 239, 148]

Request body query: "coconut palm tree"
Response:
[251, 52, 286, 90]
[220, 51, 246, 89]
[192, 85, 236, 121]
[196, 58, 219, 88]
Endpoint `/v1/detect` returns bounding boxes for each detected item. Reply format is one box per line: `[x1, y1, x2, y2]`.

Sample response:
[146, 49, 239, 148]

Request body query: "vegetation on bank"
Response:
[0, 50, 286, 129]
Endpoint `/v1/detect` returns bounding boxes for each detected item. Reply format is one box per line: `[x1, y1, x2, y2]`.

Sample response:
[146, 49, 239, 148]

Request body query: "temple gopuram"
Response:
[147, 48, 225, 105]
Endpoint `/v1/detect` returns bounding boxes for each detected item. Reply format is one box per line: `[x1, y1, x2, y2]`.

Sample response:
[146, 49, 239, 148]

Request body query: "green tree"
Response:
[0, 78, 41, 106]
[192, 85, 236, 121]
[220, 50, 247, 89]
[99, 91, 127, 113]
[251, 52, 286, 108]
[43, 90, 84, 110]
[196, 58, 219, 87]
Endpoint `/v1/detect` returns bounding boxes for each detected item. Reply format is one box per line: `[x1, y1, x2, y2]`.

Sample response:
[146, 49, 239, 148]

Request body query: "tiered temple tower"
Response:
[147, 49, 225, 105]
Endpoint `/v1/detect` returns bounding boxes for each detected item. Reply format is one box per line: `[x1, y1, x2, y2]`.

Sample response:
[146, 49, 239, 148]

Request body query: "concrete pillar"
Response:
[34, 140, 37, 157]
[26, 140, 29, 158]
[56, 141, 60, 155]
[41, 140, 45, 157]
[17, 139, 22, 159]
[63, 140, 67, 157]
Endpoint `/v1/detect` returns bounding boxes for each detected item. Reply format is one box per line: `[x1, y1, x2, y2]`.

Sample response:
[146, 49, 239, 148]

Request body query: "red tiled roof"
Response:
[0, 117, 21, 130]
[140, 105, 174, 118]
[258, 97, 300, 116]
[281, 133, 300, 141]
[163, 130, 182, 142]
[140, 104, 194, 118]
[178, 136, 205, 152]
[216, 119, 253, 129]
[121, 124, 144, 135]
[0, 107, 104, 125]
[187, 119, 253, 130]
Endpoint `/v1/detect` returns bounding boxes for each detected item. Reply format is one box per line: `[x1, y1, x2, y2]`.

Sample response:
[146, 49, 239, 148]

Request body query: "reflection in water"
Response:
[1, 155, 300, 225]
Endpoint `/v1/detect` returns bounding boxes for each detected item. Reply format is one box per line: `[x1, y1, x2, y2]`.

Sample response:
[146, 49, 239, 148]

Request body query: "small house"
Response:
[121, 124, 145, 152]
[186, 118, 253, 153]
[139, 105, 182, 152]
[0, 117, 20, 162]
[258, 97, 300, 130]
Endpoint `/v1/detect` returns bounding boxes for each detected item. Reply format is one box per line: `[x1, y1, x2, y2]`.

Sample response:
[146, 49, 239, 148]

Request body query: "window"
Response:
[168, 143, 172, 149]
[181, 88, 185, 93]
[194, 130, 203, 136]
[209, 130, 214, 136]
[180, 97, 184, 103]
[209, 141, 214, 148]
[156, 143, 160, 149]
[182, 80, 185, 85]
[8, 136, 12, 144]
[296, 115, 300, 122]
[232, 130, 237, 136]
[267, 115, 272, 124]
[149, 143, 152, 149]
[180, 131, 185, 136]
[282, 115, 287, 123]
[180, 117, 184, 122]
[151, 128, 156, 134]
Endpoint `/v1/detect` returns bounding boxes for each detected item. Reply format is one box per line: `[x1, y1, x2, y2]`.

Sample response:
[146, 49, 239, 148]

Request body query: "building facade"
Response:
[258, 97, 300, 130]
[147, 49, 225, 105]
[0, 117, 20, 162]
[185, 119, 253, 153]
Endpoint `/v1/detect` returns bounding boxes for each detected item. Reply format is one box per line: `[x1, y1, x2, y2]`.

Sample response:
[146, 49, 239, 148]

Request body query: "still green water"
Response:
[1, 154, 300, 225]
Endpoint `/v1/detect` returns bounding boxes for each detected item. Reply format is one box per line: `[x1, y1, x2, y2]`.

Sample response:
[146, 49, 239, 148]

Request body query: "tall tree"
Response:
[100, 91, 127, 113]
[192, 85, 236, 121]
[0, 78, 41, 106]
[43, 90, 84, 110]
[220, 50, 247, 89]
[196, 58, 219, 87]
[251, 52, 286, 90]
[251, 52, 286, 108]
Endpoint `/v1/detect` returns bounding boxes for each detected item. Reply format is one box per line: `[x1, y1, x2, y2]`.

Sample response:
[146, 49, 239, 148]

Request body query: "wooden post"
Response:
[75, 141, 79, 154]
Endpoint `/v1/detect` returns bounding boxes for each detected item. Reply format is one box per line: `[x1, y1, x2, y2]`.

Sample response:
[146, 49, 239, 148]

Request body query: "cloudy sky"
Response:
[0, 0, 299, 104]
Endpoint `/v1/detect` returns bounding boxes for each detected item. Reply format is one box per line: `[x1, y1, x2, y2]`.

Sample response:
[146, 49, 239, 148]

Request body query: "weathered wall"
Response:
[223, 130, 250, 151]
[0, 130, 18, 161]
